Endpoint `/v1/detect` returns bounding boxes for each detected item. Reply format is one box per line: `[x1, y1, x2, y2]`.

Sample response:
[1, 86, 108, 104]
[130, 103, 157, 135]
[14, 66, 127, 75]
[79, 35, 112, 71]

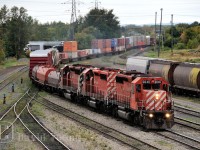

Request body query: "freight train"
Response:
[126, 57, 200, 97]
[31, 60, 174, 130]
[29, 35, 151, 77]
[55, 35, 151, 63]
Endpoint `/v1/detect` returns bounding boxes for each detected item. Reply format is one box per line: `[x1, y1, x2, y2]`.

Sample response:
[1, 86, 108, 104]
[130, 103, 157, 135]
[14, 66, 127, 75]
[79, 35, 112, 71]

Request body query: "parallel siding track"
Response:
[35, 95, 160, 150]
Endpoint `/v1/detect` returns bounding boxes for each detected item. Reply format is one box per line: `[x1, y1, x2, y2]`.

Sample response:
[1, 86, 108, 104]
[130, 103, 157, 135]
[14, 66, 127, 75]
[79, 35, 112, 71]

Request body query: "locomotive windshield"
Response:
[142, 80, 161, 90]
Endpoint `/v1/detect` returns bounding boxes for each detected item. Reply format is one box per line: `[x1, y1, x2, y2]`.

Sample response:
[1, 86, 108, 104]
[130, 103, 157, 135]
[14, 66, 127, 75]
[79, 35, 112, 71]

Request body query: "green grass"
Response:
[156, 140, 172, 148]
[144, 48, 200, 63]
[0, 57, 29, 69]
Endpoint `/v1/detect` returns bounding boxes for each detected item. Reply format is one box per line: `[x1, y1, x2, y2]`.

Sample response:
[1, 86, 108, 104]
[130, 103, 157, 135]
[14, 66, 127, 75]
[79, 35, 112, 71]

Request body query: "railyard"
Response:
[0, 48, 199, 150]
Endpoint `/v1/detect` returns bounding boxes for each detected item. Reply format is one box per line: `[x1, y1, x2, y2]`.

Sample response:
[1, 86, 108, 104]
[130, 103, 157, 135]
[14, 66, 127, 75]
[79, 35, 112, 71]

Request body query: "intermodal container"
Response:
[78, 50, 87, 57]
[59, 52, 68, 59]
[91, 39, 98, 49]
[97, 39, 103, 50]
[67, 51, 78, 59]
[111, 38, 118, 48]
[63, 41, 77, 52]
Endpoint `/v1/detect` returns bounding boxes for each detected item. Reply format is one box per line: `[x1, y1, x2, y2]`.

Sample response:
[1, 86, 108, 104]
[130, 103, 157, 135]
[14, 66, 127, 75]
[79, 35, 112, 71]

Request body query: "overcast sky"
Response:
[1, 0, 200, 25]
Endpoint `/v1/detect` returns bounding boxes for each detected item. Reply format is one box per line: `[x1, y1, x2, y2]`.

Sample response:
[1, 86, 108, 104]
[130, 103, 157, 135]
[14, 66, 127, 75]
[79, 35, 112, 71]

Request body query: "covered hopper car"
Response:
[126, 57, 200, 97]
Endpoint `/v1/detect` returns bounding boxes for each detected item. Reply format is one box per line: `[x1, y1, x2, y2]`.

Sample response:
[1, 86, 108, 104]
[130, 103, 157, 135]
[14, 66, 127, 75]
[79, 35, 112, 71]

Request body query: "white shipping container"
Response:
[97, 49, 101, 54]
[67, 52, 78, 59]
[92, 49, 100, 54]
[89, 49, 93, 55]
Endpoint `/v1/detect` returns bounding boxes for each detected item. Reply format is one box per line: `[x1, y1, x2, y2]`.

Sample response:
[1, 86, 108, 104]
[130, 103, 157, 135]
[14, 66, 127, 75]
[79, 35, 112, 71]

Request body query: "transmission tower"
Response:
[94, 0, 100, 9]
[70, 0, 77, 40]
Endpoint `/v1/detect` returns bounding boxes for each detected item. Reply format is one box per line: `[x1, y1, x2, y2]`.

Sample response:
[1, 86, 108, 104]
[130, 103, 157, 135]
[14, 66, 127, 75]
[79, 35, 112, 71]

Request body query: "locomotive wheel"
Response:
[99, 103, 105, 113]
[112, 107, 118, 118]
[133, 116, 139, 125]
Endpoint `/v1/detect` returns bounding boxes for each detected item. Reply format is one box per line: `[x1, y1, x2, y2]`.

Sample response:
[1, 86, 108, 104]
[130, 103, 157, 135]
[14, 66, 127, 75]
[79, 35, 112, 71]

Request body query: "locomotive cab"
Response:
[131, 77, 174, 129]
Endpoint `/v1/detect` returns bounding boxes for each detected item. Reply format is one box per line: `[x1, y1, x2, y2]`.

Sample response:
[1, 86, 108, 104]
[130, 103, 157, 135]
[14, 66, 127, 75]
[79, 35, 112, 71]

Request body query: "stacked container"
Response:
[63, 41, 77, 52]
[63, 41, 78, 60]
[125, 37, 131, 49]
[98, 39, 103, 52]
[133, 36, 137, 47]
[91, 39, 98, 49]
[105, 39, 111, 53]
[111, 38, 118, 52]
[78, 50, 87, 58]
[117, 38, 125, 51]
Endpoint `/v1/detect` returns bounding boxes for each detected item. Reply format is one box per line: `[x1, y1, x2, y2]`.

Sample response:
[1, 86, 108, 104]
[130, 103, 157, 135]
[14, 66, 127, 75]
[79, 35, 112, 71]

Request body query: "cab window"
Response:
[143, 83, 151, 89]
[152, 83, 160, 90]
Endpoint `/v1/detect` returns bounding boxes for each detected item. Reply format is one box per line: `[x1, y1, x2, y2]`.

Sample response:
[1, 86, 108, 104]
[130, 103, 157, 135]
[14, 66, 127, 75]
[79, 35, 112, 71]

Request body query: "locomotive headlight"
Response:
[155, 93, 159, 100]
[165, 113, 170, 118]
[149, 113, 154, 118]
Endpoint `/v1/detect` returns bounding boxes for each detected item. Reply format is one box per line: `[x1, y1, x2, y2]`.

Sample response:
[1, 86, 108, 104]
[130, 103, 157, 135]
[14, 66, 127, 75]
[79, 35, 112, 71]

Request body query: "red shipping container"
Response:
[97, 39, 103, 49]
[106, 39, 111, 49]
[63, 41, 77, 52]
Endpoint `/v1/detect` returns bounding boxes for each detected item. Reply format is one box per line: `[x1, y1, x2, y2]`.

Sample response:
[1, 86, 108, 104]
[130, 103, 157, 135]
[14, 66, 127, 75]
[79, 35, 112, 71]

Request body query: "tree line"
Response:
[0, 5, 122, 62]
[163, 21, 200, 49]
[0, 5, 199, 63]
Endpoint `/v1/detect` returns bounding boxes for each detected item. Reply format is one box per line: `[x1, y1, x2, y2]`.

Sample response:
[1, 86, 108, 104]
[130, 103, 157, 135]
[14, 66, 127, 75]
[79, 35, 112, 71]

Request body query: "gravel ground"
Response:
[31, 100, 131, 150]
[40, 93, 189, 150]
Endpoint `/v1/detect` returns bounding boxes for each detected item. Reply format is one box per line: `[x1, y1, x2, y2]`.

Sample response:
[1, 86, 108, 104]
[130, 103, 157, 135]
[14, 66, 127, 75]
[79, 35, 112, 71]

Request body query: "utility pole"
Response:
[70, 0, 77, 40]
[158, 8, 163, 58]
[171, 14, 173, 54]
[154, 12, 157, 52]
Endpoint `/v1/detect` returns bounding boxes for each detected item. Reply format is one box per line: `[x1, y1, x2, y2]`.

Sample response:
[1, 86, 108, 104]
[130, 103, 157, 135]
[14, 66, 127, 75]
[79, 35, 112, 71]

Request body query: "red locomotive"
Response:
[31, 62, 174, 130]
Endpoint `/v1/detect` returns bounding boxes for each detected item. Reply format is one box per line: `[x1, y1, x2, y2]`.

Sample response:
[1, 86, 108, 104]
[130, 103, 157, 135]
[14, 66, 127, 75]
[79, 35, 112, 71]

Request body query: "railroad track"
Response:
[0, 65, 29, 91]
[0, 89, 70, 150]
[35, 94, 160, 150]
[174, 105, 200, 118]
[16, 91, 70, 150]
[152, 105, 200, 150]
[156, 129, 200, 150]
[173, 105, 200, 131]
[0, 88, 32, 149]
